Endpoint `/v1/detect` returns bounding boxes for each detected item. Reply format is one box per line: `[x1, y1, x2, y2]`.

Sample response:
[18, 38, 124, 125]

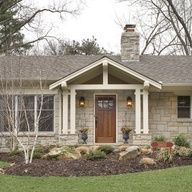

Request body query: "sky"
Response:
[28, 0, 137, 54]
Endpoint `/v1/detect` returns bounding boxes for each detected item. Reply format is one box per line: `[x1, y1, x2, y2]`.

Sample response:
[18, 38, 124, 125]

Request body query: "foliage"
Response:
[0, 0, 32, 54]
[86, 150, 106, 160]
[1, 166, 192, 191]
[0, 161, 9, 168]
[44, 36, 109, 56]
[157, 149, 173, 162]
[97, 145, 114, 154]
[32, 145, 51, 159]
[173, 147, 192, 157]
[173, 134, 190, 148]
[79, 128, 89, 134]
[121, 126, 132, 134]
[9, 146, 21, 156]
[153, 135, 166, 142]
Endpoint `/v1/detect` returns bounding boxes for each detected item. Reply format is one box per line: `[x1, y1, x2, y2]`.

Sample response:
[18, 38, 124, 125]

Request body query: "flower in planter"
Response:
[121, 126, 132, 134]
[79, 128, 89, 134]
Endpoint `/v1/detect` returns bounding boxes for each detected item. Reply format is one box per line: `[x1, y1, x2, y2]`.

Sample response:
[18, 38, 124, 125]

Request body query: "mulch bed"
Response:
[1, 152, 192, 177]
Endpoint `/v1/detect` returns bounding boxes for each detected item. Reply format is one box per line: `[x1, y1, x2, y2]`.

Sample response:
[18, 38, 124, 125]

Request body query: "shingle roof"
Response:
[0, 55, 192, 85]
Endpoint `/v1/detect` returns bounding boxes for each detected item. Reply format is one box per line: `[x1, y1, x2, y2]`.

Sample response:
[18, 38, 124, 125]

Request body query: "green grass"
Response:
[0, 166, 192, 192]
[0, 161, 10, 168]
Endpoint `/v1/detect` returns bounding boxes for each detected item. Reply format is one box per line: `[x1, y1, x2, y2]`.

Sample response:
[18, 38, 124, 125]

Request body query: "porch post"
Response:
[70, 88, 76, 134]
[62, 90, 68, 134]
[135, 89, 141, 134]
[143, 89, 149, 134]
[103, 62, 108, 85]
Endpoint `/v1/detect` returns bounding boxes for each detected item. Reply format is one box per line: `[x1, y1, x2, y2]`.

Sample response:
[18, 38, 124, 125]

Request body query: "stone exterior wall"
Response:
[2, 90, 192, 151]
[149, 92, 192, 144]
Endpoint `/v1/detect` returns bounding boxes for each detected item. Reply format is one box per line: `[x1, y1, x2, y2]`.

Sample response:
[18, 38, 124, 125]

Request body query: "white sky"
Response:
[28, 0, 137, 54]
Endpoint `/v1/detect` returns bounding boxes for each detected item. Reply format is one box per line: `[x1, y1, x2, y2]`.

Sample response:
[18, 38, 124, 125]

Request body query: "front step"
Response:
[132, 134, 152, 146]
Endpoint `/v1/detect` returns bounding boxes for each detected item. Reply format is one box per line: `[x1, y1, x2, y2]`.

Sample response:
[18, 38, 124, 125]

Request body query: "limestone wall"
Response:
[149, 92, 192, 143]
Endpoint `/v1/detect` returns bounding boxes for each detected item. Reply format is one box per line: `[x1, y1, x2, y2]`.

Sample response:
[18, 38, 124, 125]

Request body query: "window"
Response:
[177, 96, 191, 118]
[38, 95, 54, 132]
[0, 96, 15, 132]
[18, 96, 35, 132]
[0, 95, 54, 132]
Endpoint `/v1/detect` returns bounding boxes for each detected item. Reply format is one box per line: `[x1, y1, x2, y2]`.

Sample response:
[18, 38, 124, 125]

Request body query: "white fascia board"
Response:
[49, 57, 162, 89]
[163, 83, 192, 86]
[49, 58, 107, 89]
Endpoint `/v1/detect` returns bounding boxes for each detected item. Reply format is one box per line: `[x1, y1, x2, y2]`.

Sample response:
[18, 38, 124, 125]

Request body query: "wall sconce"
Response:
[127, 96, 133, 108]
[79, 96, 85, 107]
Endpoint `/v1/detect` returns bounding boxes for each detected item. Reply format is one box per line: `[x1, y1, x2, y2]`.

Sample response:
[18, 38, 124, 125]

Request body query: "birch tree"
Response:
[0, 57, 54, 164]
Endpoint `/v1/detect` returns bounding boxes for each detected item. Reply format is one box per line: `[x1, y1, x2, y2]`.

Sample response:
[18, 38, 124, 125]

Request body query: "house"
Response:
[1, 24, 192, 151]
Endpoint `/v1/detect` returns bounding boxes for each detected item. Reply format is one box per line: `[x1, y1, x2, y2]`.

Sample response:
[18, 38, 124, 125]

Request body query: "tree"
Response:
[44, 36, 108, 55]
[0, 57, 54, 164]
[0, 0, 83, 55]
[120, 0, 192, 55]
[0, 0, 32, 55]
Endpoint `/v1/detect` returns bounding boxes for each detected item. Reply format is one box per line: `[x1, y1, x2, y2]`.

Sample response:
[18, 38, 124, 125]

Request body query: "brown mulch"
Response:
[1, 152, 192, 177]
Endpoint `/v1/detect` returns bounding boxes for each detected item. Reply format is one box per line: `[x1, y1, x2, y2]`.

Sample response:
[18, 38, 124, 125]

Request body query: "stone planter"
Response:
[123, 133, 129, 144]
[81, 133, 88, 144]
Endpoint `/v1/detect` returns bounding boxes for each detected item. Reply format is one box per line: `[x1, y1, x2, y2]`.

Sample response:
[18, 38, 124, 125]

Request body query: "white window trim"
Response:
[1, 94, 55, 134]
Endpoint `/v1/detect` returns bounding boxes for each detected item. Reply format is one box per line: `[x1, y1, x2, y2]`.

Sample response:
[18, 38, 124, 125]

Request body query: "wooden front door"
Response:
[95, 95, 116, 143]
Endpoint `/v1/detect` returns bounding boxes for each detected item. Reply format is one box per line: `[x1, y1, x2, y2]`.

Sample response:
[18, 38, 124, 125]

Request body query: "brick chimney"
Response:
[121, 24, 140, 62]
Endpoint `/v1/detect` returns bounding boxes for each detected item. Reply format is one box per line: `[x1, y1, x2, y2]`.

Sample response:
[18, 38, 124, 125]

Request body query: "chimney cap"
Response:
[124, 24, 136, 32]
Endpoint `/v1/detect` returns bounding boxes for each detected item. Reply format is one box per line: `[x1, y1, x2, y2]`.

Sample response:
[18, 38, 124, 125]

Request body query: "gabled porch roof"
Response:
[49, 56, 162, 89]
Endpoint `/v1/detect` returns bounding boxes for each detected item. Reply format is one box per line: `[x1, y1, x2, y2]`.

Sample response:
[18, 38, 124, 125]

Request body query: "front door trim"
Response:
[94, 93, 118, 144]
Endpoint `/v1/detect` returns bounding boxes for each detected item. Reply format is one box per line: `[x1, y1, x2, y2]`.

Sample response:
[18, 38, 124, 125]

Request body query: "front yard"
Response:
[0, 165, 192, 192]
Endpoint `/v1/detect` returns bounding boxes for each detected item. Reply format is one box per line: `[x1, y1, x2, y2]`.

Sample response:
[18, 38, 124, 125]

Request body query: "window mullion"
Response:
[15, 96, 18, 134]
[34, 96, 38, 132]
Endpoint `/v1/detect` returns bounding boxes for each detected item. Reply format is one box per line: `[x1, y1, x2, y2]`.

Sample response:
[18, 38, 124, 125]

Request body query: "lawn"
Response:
[0, 165, 192, 192]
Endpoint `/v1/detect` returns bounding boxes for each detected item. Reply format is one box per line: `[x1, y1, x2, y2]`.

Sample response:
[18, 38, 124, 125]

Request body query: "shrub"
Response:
[9, 146, 21, 156]
[86, 150, 106, 160]
[97, 145, 114, 154]
[33, 145, 50, 159]
[153, 135, 166, 142]
[173, 134, 190, 148]
[173, 147, 192, 157]
[157, 149, 173, 162]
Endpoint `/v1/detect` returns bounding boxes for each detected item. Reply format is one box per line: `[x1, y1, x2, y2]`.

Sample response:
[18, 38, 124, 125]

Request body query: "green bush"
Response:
[157, 149, 173, 162]
[153, 135, 166, 142]
[9, 146, 21, 156]
[33, 145, 51, 159]
[97, 145, 114, 154]
[173, 134, 190, 148]
[173, 146, 192, 157]
[86, 150, 106, 160]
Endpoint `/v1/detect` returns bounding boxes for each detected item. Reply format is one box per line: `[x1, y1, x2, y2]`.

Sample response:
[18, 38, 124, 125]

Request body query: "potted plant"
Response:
[121, 126, 132, 143]
[79, 128, 89, 144]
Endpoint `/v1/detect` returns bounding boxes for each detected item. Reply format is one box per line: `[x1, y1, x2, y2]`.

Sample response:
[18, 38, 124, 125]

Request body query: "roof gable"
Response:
[49, 56, 162, 89]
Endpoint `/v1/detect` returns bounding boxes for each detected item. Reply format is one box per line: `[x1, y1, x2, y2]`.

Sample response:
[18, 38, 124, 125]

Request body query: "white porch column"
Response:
[62, 90, 68, 134]
[103, 62, 108, 85]
[143, 89, 149, 134]
[70, 88, 76, 134]
[135, 89, 141, 134]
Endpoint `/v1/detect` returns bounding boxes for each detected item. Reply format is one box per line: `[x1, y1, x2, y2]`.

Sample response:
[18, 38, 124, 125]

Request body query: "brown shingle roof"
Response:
[0, 55, 192, 84]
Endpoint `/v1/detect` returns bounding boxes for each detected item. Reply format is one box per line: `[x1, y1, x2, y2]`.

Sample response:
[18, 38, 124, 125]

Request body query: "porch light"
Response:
[127, 96, 133, 108]
[79, 96, 85, 107]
